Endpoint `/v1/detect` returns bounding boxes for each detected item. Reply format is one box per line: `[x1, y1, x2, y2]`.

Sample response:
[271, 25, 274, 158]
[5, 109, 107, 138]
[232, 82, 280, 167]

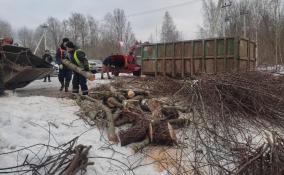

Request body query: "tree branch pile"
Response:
[74, 82, 190, 149]
[75, 72, 284, 174]
[166, 72, 284, 174]
[187, 72, 284, 128]
[0, 137, 93, 174]
[233, 132, 284, 175]
[110, 72, 284, 174]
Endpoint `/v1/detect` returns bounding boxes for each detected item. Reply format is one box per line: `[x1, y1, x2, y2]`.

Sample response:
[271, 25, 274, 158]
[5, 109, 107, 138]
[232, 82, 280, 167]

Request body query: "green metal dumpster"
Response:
[139, 37, 256, 77]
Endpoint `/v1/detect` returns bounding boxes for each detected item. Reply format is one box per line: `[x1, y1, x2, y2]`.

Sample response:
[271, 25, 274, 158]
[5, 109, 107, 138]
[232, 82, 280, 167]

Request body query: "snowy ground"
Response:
[257, 65, 284, 75]
[0, 75, 165, 175]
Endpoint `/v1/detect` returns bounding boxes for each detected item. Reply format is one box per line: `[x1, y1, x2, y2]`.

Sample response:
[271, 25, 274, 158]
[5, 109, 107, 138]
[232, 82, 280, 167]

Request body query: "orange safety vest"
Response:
[59, 48, 64, 63]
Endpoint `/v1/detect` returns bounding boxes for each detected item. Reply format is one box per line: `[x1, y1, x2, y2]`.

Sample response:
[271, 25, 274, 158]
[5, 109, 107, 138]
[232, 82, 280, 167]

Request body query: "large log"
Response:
[132, 137, 150, 153]
[62, 59, 95, 81]
[149, 121, 176, 146]
[161, 107, 179, 120]
[118, 119, 150, 146]
[122, 99, 140, 109]
[108, 86, 127, 102]
[79, 94, 118, 142]
[149, 101, 163, 119]
[117, 109, 177, 146]
[89, 91, 113, 100]
[64, 145, 93, 175]
[113, 109, 122, 121]
[145, 99, 163, 119]
[114, 109, 140, 126]
[107, 97, 123, 108]
[131, 95, 145, 101]
[168, 119, 191, 129]
[162, 106, 189, 113]
[119, 89, 150, 97]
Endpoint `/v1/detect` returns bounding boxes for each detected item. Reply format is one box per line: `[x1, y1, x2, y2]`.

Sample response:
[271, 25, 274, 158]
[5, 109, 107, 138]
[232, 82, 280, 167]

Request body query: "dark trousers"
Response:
[58, 69, 72, 87]
[44, 75, 51, 81]
[0, 66, 4, 95]
[72, 72, 88, 95]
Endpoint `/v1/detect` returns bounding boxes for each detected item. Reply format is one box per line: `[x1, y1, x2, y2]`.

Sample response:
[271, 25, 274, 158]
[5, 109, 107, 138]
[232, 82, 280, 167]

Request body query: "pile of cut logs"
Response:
[74, 84, 190, 151]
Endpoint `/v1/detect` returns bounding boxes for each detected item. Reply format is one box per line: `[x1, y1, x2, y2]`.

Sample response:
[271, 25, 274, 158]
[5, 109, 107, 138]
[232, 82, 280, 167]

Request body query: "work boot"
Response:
[59, 81, 64, 91]
[72, 89, 79, 94]
[65, 81, 70, 92]
[0, 92, 7, 97]
[82, 91, 88, 95]
[43, 78, 46, 82]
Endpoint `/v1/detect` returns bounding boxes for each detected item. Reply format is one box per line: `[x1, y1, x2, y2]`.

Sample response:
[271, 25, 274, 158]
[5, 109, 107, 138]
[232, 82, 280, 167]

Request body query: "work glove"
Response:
[59, 64, 63, 70]
[83, 60, 90, 71]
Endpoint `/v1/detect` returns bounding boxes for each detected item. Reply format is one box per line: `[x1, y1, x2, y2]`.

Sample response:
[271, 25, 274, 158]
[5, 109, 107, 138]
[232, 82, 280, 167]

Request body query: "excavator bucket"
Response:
[0, 45, 53, 90]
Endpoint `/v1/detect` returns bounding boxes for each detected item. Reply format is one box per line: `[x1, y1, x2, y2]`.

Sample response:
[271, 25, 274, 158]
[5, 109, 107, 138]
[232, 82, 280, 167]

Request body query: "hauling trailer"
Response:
[0, 45, 53, 90]
[138, 37, 256, 77]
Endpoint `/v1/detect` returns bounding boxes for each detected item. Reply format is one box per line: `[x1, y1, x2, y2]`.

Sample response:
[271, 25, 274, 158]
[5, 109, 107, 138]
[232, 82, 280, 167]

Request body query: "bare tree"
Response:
[160, 11, 180, 42]
[68, 13, 88, 48]
[87, 16, 99, 47]
[113, 9, 125, 42]
[46, 17, 64, 50]
[200, 0, 284, 66]
[124, 22, 135, 50]
[0, 19, 13, 37]
[102, 8, 136, 54]
[17, 27, 34, 48]
[200, 0, 220, 37]
[10, 10, 136, 58]
[68, 13, 81, 45]
[62, 19, 70, 39]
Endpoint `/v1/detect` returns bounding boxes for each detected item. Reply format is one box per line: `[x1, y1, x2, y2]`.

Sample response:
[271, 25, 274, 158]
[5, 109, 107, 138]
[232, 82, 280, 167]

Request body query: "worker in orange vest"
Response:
[0, 37, 14, 96]
[0, 50, 4, 96]
[55, 38, 72, 92]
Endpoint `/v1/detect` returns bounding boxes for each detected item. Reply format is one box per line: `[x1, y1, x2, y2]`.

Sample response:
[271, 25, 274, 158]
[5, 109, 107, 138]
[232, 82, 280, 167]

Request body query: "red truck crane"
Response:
[109, 42, 142, 77]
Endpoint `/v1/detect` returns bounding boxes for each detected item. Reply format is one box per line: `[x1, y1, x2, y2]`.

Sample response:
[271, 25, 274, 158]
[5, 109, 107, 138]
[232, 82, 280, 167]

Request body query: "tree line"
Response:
[0, 8, 182, 59]
[200, 0, 284, 66]
[0, 8, 136, 59]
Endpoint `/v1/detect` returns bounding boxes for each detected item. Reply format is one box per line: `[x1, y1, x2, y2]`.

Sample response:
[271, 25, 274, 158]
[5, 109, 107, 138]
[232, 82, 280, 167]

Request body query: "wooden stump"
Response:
[147, 99, 163, 119]
[107, 97, 123, 108]
[161, 107, 179, 120]
[118, 119, 150, 146]
[149, 121, 176, 146]
[114, 109, 143, 126]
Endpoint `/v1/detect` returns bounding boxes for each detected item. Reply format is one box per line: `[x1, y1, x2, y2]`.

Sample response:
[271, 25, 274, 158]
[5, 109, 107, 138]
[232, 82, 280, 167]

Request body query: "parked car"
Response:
[89, 59, 103, 74]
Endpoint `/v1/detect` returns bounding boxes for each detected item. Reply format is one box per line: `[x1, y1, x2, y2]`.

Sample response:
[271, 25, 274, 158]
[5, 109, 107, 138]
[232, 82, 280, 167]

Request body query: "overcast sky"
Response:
[0, 0, 204, 41]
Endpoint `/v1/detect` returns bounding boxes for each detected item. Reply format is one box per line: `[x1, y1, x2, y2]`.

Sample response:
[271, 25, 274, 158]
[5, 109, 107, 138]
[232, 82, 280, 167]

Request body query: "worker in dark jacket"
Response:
[101, 54, 127, 79]
[56, 38, 72, 92]
[0, 60, 4, 96]
[65, 41, 89, 95]
[0, 41, 6, 96]
[42, 50, 53, 82]
[101, 56, 112, 79]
